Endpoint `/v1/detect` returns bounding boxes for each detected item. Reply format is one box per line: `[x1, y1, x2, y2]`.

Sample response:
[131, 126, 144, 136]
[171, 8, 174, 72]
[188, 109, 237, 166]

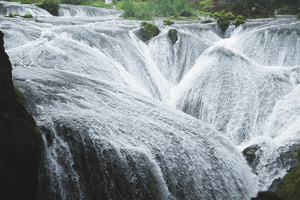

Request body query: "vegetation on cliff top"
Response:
[7, 0, 300, 21]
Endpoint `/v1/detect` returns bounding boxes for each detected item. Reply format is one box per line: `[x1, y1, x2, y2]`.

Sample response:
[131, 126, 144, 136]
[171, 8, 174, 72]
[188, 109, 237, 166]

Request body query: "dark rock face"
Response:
[0, 31, 42, 200]
[168, 29, 178, 44]
[251, 191, 282, 200]
[242, 144, 261, 169]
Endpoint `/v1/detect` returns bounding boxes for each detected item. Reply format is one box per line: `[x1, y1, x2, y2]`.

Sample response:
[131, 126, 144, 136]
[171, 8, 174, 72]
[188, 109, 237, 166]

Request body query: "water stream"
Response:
[1, 1, 300, 199]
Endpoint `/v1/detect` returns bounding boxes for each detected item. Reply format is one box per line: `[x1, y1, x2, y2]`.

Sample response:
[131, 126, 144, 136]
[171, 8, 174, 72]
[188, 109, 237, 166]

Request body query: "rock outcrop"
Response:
[168, 29, 178, 44]
[0, 31, 42, 200]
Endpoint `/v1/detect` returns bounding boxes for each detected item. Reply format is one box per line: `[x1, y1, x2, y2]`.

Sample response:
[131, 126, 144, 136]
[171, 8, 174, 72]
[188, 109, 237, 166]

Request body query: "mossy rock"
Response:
[145, 23, 159, 38]
[201, 20, 213, 24]
[168, 29, 178, 44]
[217, 16, 230, 32]
[163, 19, 174, 26]
[139, 23, 160, 41]
[275, 166, 300, 200]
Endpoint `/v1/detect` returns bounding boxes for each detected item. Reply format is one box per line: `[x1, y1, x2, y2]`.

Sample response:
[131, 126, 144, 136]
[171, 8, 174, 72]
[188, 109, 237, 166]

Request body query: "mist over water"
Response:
[1, 1, 300, 199]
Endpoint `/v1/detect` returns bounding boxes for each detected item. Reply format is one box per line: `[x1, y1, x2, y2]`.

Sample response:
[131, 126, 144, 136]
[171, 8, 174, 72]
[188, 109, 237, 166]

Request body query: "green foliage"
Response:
[36, 0, 60, 16]
[121, 0, 135, 18]
[235, 15, 245, 27]
[121, 0, 154, 20]
[163, 19, 174, 25]
[225, 12, 235, 20]
[297, 147, 300, 161]
[22, 13, 33, 18]
[60, 0, 85, 5]
[149, 0, 174, 16]
[21, 0, 34, 4]
[14, 85, 25, 105]
[84, 1, 114, 9]
[275, 165, 300, 200]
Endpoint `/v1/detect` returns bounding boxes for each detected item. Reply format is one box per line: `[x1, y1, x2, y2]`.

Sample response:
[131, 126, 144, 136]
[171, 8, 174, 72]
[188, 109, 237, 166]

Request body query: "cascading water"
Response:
[1, 1, 300, 199]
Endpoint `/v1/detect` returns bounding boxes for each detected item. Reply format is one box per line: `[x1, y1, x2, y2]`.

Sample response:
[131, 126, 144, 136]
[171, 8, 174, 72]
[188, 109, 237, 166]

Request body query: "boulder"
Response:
[168, 29, 178, 44]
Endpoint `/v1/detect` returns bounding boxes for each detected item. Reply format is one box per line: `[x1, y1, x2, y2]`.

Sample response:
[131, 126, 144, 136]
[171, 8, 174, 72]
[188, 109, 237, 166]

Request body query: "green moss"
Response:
[275, 166, 300, 200]
[201, 20, 213, 23]
[14, 85, 25, 105]
[21, 13, 33, 18]
[145, 23, 159, 38]
[140, 21, 147, 27]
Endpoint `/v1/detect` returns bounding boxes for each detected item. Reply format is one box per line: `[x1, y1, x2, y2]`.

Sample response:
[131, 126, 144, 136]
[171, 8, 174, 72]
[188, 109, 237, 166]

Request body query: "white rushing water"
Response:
[1, 1, 300, 199]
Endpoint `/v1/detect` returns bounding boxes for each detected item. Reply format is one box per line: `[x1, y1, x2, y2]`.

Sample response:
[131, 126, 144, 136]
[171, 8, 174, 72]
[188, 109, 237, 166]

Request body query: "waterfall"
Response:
[0, 1, 51, 16]
[58, 4, 120, 17]
[1, 2, 300, 198]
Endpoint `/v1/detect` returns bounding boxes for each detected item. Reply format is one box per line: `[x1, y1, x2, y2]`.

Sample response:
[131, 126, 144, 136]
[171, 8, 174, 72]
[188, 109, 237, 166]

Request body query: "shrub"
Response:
[121, 0, 154, 20]
[179, 8, 195, 17]
[121, 0, 136, 18]
[134, 2, 153, 20]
